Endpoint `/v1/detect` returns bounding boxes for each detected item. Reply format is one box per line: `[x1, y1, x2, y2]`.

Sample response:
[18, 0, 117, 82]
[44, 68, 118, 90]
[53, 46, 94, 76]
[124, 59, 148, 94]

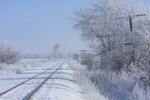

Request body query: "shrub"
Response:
[0, 42, 20, 64]
[76, 68, 150, 100]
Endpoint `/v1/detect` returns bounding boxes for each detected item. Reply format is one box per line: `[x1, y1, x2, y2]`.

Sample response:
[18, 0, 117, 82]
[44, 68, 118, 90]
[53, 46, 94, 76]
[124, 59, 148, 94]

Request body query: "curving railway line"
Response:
[0, 63, 62, 100]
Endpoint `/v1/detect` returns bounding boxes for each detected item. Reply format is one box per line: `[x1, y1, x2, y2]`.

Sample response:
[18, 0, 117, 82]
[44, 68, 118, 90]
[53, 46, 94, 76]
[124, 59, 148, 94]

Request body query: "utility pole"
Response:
[78, 50, 88, 65]
[79, 50, 88, 59]
[115, 14, 146, 31]
[148, 42, 150, 64]
[115, 13, 146, 65]
[129, 15, 133, 31]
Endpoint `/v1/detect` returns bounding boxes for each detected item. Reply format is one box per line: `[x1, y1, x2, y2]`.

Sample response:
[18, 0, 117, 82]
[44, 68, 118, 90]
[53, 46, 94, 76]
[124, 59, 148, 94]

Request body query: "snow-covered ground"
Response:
[0, 59, 84, 100]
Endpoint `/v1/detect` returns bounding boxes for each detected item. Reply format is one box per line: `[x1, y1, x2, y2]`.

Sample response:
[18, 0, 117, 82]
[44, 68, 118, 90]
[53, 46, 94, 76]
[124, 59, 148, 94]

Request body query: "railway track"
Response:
[0, 63, 62, 100]
[23, 64, 61, 100]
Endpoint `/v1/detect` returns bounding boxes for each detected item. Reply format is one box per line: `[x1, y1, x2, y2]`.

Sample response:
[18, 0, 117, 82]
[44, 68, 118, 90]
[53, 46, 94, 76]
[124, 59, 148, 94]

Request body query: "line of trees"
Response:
[74, 0, 150, 71]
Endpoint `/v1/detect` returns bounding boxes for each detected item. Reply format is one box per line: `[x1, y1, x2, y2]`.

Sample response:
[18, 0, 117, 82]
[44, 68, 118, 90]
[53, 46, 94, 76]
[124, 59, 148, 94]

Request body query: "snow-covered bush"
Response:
[74, 70, 108, 100]
[0, 63, 23, 75]
[0, 42, 20, 64]
[69, 60, 87, 71]
[81, 53, 94, 70]
[73, 63, 150, 100]
[70, 60, 150, 100]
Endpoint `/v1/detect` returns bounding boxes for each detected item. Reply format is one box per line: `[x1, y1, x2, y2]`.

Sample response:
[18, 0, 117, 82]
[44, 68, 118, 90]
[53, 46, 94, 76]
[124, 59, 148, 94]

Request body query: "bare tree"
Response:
[50, 43, 63, 59]
[53, 43, 60, 51]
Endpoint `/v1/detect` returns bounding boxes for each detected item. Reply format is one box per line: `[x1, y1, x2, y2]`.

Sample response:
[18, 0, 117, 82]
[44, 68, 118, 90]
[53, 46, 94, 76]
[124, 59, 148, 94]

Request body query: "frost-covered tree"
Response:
[49, 43, 63, 59]
[0, 42, 20, 64]
[74, 0, 150, 71]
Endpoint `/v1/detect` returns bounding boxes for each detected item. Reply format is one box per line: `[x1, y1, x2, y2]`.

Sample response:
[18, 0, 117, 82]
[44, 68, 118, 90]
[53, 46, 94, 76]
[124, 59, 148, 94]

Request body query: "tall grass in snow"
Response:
[0, 63, 25, 75]
[71, 62, 150, 100]
[70, 61, 108, 100]
[75, 72, 108, 100]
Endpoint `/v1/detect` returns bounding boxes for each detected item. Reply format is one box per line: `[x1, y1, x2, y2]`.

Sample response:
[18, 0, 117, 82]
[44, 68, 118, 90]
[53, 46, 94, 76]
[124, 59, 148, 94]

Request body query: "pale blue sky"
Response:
[0, 0, 88, 55]
[0, 0, 149, 55]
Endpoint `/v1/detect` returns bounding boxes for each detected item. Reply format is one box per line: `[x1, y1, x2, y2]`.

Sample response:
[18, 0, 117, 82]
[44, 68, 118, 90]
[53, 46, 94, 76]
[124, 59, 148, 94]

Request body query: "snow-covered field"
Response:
[0, 59, 84, 100]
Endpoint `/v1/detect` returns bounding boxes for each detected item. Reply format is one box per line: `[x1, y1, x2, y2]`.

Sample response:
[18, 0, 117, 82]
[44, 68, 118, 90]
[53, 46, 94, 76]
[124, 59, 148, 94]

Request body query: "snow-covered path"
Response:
[0, 59, 84, 100]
